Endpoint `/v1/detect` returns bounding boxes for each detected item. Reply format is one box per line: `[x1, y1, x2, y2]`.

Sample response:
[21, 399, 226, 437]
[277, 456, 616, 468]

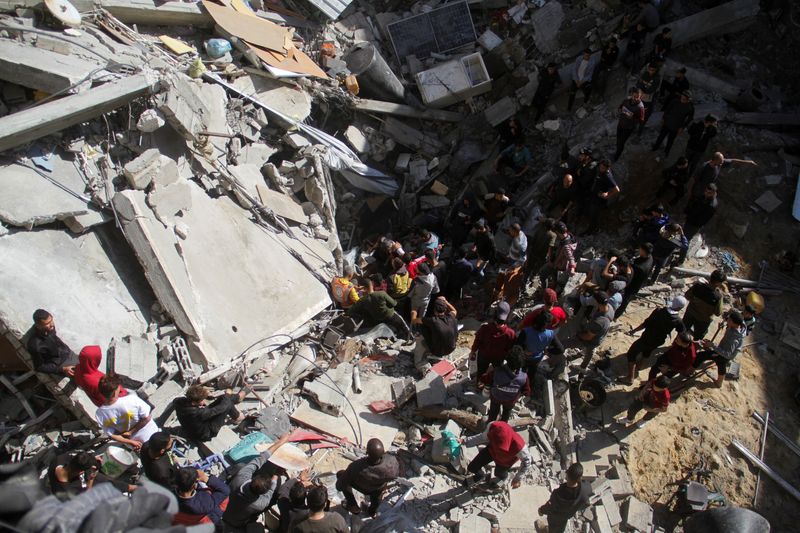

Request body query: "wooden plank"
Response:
[353, 98, 464, 123]
[0, 74, 157, 152]
[732, 439, 800, 501]
[0, 40, 99, 93]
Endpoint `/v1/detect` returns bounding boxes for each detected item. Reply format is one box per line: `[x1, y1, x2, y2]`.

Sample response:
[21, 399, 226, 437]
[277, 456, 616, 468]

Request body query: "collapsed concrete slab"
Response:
[112, 180, 332, 367]
[233, 74, 312, 123]
[0, 39, 104, 94]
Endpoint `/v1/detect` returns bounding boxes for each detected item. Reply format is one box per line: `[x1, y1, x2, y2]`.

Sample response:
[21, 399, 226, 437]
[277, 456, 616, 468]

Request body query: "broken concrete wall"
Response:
[113, 180, 332, 367]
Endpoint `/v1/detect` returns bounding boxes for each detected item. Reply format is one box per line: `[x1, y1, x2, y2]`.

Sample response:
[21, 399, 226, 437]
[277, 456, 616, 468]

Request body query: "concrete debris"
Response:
[622, 497, 654, 532]
[344, 125, 370, 154]
[754, 190, 782, 213]
[0, 39, 104, 94]
[303, 362, 354, 416]
[136, 109, 165, 133]
[415, 372, 447, 408]
[531, 1, 565, 54]
[123, 149, 180, 191]
[109, 335, 158, 385]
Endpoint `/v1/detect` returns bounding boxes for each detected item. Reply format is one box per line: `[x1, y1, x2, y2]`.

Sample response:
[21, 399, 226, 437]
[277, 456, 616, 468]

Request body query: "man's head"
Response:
[546, 62, 557, 73]
[176, 468, 198, 493]
[662, 27, 672, 37]
[343, 264, 355, 279]
[149, 432, 172, 456]
[185, 384, 210, 406]
[598, 159, 610, 173]
[433, 297, 448, 316]
[307, 485, 328, 513]
[33, 309, 55, 335]
[630, 87, 642, 102]
[541, 218, 556, 231]
[98, 374, 121, 403]
[582, 48, 592, 60]
[710, 269, 727, 286]
[647, 62, 658, 75]
[473, 221, 487, 233]
[743, 304, 756, 319]
[654, 376, 671, 390]
[727, 310, 745, 329]
[508, 223, 522, 237]
[639, 242, 654, 258]
[676, 67, 687, 78]
[506, 345, 525, 372]
[494, 188, 507, 202]
[566, 463, 583, 484]
[417, 261, 432, 277]
[542, 288, 558, 307]
[675, 331, 693, 347]
[391, 257, 405, 272]
[704, 183, 718, 199]
[534, 310, 553, 331]
[711, 152, 725, 166]
[68, 452, 98, 475]
[250, 475, 272, 496]
[494, 300, 511, 323]
[606, 37, 618, 47]
[704, 114, 718, 127]
[289, 481, 309, 506]
[670, 295, 688, 312]
[578, 146, 593, 163]
[665, 222, 682, 236]
[563, 173, 574, 187]
[366, 438, 385, 465]
[594, 291, 609, 312]
[676, 156, 689, 169]
[555, 221, 568, 237]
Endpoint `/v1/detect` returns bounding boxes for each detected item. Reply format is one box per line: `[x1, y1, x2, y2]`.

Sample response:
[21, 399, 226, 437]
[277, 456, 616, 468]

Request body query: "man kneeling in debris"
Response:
[616, 375, 671, 427]
[96, 375, 159, 450]
[347, 274, 412, 340]
[538, 463, 591, 533]
[27, 309, 78, 377]
[175, 384, 246, 443]
[692, 310, 746, 388]
[336, 438, 399, 517]
[330, 264, 360, 309]
[222, 433, 291, 532]
[460, 420, 531, 490]
[413, 296, 458, 373]
[175, 467, 230, 525]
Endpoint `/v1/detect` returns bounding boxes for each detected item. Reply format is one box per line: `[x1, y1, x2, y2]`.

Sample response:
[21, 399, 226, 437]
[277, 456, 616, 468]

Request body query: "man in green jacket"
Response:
[348, 275, 412, 340]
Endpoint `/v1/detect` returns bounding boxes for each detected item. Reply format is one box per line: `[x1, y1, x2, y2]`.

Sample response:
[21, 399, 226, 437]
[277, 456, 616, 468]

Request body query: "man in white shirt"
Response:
[567, 49, 599, 111]
[96, 374, 159, 450]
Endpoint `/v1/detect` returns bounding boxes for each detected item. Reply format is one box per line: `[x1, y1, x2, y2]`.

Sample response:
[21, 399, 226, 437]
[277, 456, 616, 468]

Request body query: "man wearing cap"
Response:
[683, 183, 719, 242]
[652, 90, 694, 156]
[539, 222, 578, 294]
[684, 114, 718, 173]
[621, 296, 687, 385]
[533, 62, 562, 121]
[614, 88, 645, 161]
[683, 269, 727, 340]
[337, 438, 400, 517]
[222, 433, 291, 532]
[519, 288, 568, 332]
[470, 301, 517, 384]
[567, 49, 599, 112]
[576, 291, 614, 367]
[693, 310, 747, 387]
[414, 296, 458, 373]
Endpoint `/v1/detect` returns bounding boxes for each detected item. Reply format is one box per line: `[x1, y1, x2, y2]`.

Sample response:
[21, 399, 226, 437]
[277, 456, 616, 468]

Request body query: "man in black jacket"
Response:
[141, 431, 179, 490]
[174, 385, 245, 442]
[684, 114, 718, 173]
[539, 463, 591, 533]
[683, 184, 719, 241]
[652, 90, 695, 156]
[656, 156, 691, 206]
[615, 243, 654, 319]
[621, 296, 687, 384]
[614, 88, 645, 161]
[26, 309, 77, 376]
[532, 62, 561, 121]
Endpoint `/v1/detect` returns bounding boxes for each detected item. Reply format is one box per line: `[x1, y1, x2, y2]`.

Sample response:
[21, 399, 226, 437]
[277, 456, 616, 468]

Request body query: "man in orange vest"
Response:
[331, 264, 360, 309]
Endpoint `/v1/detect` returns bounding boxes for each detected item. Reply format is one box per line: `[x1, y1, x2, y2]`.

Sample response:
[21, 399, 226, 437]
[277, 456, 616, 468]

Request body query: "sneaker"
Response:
[614, 416, 632, 426]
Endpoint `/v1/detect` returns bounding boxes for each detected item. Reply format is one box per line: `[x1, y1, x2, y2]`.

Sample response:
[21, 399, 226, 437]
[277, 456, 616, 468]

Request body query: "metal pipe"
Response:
[732, 439, 800, 502]
[753, 411, 769, 505]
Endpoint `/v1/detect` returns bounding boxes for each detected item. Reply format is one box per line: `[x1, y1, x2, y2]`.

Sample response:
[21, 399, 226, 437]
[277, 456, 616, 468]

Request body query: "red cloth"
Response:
[644, 380, 670, 409]
[471, 322, 516, 365]
[487, 421, 525, 467]
[665, 342, 696, 375]
[520, 306, 567, 330]
[74, 345, 127, 407]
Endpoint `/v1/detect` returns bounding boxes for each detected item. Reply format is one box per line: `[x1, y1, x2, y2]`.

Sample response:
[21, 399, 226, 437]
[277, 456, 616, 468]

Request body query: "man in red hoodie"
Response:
[647, 331, 696, 381]
[74, 345, 128, 407]
[469, 301, 516, 384]
[460, 421, 531, 489]
[518, 288, 568, 331]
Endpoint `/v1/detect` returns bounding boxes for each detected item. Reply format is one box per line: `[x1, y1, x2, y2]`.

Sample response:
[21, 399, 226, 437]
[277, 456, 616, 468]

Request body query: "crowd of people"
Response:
[19, 1, 763, 530]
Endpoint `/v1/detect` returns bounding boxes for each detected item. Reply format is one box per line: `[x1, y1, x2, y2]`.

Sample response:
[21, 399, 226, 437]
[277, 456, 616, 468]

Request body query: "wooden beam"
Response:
[353, 98, 465, 123]
[0, 74, 158, 152]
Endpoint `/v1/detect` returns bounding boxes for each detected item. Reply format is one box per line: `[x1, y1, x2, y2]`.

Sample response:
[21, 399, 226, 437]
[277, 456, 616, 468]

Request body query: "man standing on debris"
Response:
[470, 301, 516, 384]
[652, 90, 695, 156]
[617, 375, 671, 427]
[622, 22, 648, 73]
[683, 269, 727, 340]
[683, 183, 719, 242]
[660, 67, 690, 110]
[656, 156, 691, 206]
[585, 159, 620, 233]
[688, 151, 758, 198]
[524, 218, 558, 286]
[593, 38, 619, 102]
[649, 223, 689, 283]
[222, 433, 291, 532]
[620, 296, 687, 385]
[481, 346, 531, 423]
[649, 27, 673, 62]
[336, 438, 399, 517]
[472, 221, 497, 272]
[538, 222, 578, 295]
[495, 140, 534, 189]
[414, 296, 458, 373]
[409, 262, 440, 326]
[517, 310, 566, 379]
[693, 310, 747, 387]
[547, 172, 577, 222]
[388, 257, 411, 301]
[96, 375, 159, 450]
[348, 275, 412, 340]
[532, 62, 562, 121]
[648, 331, 697, 381]
[481, 189, 512, 230]
[615, 243, 655, 319]
[331, 264, 360, 309]
[538, 463, 591, 533]
[635, 62, 663, 135]
[576, 291, 614, 368]
[614, 88, 645, 161]
[27, 309, 77, 376]
[567, 49, 599, 112]
[174, 385, 246, 443]
[140, 431, 179, 490]
[633, 0, 660, 31]
[684, 114, 718, 173]
[461, 420, 531, 490]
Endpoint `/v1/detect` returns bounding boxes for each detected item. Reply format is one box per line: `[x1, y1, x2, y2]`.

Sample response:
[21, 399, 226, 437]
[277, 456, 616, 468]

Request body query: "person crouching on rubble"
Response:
[96, 374, 159, 450]
[336, 438, 399, 518]
[331, 264, 361, 309]
[460, 420, 531, 490]
[480, 346, 531, 423]
[175, 467, 230, 525]
[616, 375, 671, 428]
[175, 384, 247, 443]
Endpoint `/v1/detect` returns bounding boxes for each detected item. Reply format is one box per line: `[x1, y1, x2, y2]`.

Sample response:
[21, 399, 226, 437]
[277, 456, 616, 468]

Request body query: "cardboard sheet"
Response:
[202, 0, 287, 52]
[158, 35, 195, 55]
[247, 42, 327, 79]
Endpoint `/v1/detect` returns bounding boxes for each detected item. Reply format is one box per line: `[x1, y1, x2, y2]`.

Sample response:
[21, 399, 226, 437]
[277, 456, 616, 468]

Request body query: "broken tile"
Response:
[754, 190, 782, 213]
[415, 372, 446, 407]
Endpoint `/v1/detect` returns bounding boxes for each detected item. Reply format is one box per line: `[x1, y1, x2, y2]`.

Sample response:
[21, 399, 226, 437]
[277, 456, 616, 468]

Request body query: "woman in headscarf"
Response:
[74, 345, 127, 406]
